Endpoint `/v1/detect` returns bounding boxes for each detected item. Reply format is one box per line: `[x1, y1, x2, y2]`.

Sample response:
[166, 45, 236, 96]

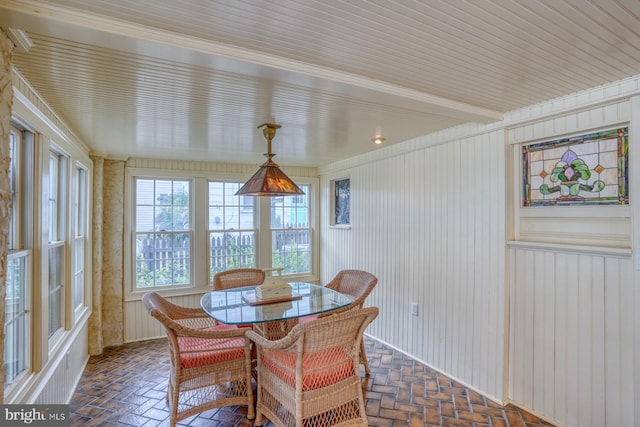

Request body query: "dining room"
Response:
[1, 2, 640, 427]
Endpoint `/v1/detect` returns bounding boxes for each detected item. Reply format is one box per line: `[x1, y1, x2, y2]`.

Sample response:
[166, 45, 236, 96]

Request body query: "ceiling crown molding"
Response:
[6, 27, 32, 52]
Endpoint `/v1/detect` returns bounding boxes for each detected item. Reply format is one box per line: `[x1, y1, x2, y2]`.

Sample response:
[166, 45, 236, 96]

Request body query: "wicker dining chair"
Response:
[324, 270, 377, 312]
[213, 268, 266, 329]
[213, 268, 265, 290]
[311, 269, 378, 375]
[142, 292, 255, 426]
[247, 306, 379, 427]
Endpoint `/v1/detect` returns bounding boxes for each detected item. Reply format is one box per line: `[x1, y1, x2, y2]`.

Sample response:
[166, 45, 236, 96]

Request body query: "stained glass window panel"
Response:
[522, 128, 628, 206]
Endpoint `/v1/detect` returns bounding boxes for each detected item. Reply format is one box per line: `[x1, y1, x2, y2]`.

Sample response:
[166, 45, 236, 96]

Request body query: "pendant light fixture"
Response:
[235, 123, 305, 197]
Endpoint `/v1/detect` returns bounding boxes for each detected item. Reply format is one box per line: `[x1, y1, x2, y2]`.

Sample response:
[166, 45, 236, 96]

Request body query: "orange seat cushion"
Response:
[177, 324, 245, 369]
[217, 320, 254, 329]
[261, 348, 353, 391]
[297, 315, 318, 324]
[237, 323, 254, 329]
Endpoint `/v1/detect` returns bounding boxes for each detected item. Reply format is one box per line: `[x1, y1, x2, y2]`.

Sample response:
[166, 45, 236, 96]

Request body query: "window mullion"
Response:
[257, 197, 271, 270]
[193, 177, 207, 288]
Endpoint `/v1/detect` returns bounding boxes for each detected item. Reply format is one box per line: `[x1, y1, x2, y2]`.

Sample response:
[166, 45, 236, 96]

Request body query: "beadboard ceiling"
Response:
[1, 0, 639, 167]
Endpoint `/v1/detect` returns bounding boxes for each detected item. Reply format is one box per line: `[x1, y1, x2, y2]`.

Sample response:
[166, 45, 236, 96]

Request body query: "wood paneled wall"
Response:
[125, 293, 201, 342]
[509, 244, 634, 427]
[506, 93, 638, 427]
[320, 129, 508, 402]
[318, 80, 640, 426]
[34, 322, 89, 404]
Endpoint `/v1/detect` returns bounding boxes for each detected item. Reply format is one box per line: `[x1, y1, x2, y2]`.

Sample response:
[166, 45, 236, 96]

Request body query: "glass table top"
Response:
[200, 282, 353, 324]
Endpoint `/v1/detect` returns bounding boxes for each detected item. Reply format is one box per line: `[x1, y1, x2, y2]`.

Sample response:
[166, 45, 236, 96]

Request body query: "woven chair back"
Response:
[213, 268, 265, 290]
[326, 269, 378, 311]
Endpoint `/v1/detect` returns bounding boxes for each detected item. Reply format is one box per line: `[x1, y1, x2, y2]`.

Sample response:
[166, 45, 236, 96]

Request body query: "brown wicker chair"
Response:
[142, 292, 255, 426]
[317, 269, 378, 375]
[247, 306, 379, 427]
[324, 270, 377, 312]
[213, 268, 266, 329]
[213, 268, 265, 290]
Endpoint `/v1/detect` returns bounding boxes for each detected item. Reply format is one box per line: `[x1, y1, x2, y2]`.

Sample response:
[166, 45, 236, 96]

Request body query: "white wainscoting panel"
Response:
[510, 99, 630, 146]
[519, 215, 631, 248]
[509, 245, 634, 427]
[124, 294, 203, 342]
[320, 129, 508, 401]
[33, 322, 89, 404]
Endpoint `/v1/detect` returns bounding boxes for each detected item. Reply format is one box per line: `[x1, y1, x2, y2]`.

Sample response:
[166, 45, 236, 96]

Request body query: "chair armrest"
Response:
[169, 305, 212, 320]
[176, 324, 252, 339]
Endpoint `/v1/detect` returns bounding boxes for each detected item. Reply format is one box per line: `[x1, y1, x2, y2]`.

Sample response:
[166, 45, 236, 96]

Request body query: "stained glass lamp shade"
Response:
[235, 123, 305, 197]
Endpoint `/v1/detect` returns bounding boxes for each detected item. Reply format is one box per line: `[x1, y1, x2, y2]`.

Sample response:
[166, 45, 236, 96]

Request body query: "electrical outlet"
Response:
[411, 302, 418, 316]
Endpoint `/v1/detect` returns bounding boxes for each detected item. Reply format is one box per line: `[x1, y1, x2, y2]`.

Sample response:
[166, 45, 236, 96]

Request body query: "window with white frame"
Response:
[8, 129, 17, 250]
[72, 165, 88, 318]
[4, 126, 32, 391]
[208, 181, 257, 277]
[128, 171, 316, 294]
[48, 149, 68, 338]
[270, 187, 311, 274]
[4, 110, 93, 400]
[7, 130, 17, 249]
[133, 178, 192, 289]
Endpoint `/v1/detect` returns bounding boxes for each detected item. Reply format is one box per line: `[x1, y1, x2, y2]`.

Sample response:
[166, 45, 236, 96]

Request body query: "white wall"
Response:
[125, 293, 201, 341]
[505, 93, 638, 427]
[509, 244, 634, 427]
[320, 126, 509, 402]
[319, 77, 640, 426]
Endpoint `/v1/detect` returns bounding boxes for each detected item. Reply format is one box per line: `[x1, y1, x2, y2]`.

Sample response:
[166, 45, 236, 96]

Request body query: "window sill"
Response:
[329, 224, 351, 230]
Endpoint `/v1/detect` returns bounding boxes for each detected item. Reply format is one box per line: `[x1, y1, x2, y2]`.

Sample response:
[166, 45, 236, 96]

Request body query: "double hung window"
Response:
[129, 172, 316, 294]
[133, 178, 192, 289]
[4, 126, 31, 391]
[208, 181, 257, 276]
[4, 112, 92, 400]
[48, 150, 68, 338]
[270, 188, 311, 274]
[72, 166, 88, 318]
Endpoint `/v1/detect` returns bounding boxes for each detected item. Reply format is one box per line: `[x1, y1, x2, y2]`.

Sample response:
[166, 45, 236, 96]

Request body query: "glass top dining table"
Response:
[199, 282, 353, 325]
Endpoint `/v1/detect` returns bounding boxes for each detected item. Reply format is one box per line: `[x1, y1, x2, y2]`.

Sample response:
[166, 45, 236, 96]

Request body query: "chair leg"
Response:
[169, 379, 179, 427]
[360, 340, 370, 376]
[254, 363, 264, 426]
[245, 352, 256, 420]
